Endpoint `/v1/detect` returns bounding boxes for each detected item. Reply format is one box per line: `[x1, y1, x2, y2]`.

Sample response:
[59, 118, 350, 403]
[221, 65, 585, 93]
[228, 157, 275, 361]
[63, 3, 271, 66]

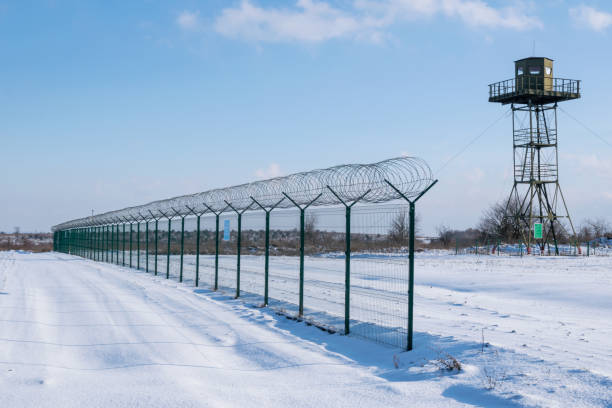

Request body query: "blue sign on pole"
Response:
[223, 219, 230, 241]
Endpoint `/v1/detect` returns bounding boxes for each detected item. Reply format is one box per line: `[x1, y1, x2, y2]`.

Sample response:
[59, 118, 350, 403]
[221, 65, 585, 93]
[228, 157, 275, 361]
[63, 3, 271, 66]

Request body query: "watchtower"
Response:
[489, 57, 580, 253]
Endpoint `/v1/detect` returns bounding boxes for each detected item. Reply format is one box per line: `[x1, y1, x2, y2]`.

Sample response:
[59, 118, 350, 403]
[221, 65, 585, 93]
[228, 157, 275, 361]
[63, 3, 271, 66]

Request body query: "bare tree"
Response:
[305, 213, 317, 243]
[436, 224, 454, 248]
[478, 197, 523, 241]
[577, 225, 593, 242]
[585, 218, 610, 239]
[389, 211, 420, 246]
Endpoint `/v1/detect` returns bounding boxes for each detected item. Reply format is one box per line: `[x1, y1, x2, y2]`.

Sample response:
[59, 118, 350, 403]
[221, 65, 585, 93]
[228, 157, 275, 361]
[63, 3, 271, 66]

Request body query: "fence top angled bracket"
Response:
[282, 192, 323, 210]
[157, 209, 171, 220]
[384, 179, 438, 204]
[185, 205, 204, 217]
[170, 207, 184, 218]
[147, 210, 163, 221]
[326, 186, 371, 208]
[223, 200, 253, 215]
[250, 196, 286, 212]
[202, 202, 231, 216]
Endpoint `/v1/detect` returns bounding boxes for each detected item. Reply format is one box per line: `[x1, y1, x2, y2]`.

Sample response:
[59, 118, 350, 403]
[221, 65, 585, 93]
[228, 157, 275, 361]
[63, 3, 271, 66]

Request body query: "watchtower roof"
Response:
[514, 57, 553, 63]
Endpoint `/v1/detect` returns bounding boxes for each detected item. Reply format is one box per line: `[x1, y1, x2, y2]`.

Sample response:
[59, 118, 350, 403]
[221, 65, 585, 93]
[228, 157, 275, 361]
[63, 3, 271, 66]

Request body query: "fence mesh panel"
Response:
[53, 156, 443, 350]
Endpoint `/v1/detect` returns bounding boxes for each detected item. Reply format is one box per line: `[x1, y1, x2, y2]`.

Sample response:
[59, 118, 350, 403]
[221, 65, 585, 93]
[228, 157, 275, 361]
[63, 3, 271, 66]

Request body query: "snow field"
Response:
[0, 251, 611, 407]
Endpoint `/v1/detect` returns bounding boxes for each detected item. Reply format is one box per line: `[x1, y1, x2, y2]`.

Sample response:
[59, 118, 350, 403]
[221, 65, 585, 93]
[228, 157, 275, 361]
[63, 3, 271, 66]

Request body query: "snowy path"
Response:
[0, 251, 454, 407]
[0, 251, 611, 407]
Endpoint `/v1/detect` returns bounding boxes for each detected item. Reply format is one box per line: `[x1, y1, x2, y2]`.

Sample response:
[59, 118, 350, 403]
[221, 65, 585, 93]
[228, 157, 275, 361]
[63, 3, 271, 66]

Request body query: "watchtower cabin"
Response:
[489, 57, 580, 105]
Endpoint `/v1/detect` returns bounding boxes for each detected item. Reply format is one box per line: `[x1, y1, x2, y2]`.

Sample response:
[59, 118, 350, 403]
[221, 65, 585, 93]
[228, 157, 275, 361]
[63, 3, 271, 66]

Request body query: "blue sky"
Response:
[1, 0, 611, 234]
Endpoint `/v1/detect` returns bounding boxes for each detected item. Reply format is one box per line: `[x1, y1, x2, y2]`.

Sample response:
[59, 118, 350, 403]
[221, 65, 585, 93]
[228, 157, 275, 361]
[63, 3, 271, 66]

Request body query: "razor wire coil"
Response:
[52, 156, 433, 231]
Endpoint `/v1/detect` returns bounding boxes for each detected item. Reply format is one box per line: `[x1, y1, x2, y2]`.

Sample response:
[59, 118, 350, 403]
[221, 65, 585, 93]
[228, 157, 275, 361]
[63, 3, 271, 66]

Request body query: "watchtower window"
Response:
[545, 66, 551, 75]
[529, 66, 541, 75]
[517, 66, 524, 75]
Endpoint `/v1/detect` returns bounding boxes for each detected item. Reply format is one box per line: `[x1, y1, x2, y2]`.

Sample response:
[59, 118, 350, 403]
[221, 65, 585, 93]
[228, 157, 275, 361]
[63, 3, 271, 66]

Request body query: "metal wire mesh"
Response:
[53, 156, 435, 349]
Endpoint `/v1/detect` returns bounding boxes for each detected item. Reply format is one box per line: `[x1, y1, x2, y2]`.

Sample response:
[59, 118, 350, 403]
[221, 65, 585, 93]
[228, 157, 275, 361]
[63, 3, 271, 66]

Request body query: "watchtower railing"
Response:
[489, 77, 581, 100]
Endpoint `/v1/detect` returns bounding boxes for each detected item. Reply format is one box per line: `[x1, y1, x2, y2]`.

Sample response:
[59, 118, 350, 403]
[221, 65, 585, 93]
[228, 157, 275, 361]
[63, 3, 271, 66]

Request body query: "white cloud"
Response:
[215, 0, 384, 43]
[357, 0, 542, 30]
[255, 163, 283, 179]
[214, 0, 541, 44]
[177, 10, 201, 31]
[569, 5, 612, 31]
[564, 153, 612, 178]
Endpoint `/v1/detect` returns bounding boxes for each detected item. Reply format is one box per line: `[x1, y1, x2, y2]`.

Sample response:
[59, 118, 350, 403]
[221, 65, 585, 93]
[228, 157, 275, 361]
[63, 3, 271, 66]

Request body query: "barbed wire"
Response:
[52, 156, 434, 231]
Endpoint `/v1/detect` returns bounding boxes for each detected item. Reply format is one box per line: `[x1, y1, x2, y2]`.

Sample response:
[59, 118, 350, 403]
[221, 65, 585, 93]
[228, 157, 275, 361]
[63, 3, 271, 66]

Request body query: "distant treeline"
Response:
[1, 233, 53, 252]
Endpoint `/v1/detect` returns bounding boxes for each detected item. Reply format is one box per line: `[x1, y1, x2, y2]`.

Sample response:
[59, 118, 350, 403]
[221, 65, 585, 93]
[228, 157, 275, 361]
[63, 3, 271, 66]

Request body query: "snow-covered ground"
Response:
[0, 251, 611, 407]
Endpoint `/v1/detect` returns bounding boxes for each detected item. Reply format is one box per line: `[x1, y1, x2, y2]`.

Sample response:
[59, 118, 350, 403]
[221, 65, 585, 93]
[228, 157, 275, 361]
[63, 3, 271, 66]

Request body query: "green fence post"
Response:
[145, 218, 149, 272]
[237, 213, 241, 296]
[111, 224, 114, 263]
[185, 206, 202, 287]
[106, 225, 110, 262]
[408, 201, 416, 349]
[109, 224, 113, 263]
[94, 227, 98, 260]
[91, 227, 94, 259]
[179, 213, 185, 283]
[384, 179, 438, 351]
[215, 214, 219, 289]
[224, 202, 251, 298]
[122, 222, 126, 266]
[326, 186, 370, 335]
[298, 208, 304, 315]
[166, 215, 171, 279]
[282, 193, 322, 317]
[215, 214, 219, 290]
[202, 204, 225, 291]
[110, 225, 114, 263]
[110, 221, 115, 263]
[345, 206, 351, 333]
[137, 221, 141, 270]
[154, 219, 159, 275]
[250, 197, 285, 307]
[195, 215, 201, 286]
[115, 222, 119, 264]
[147, 210, 160, 276]
[587, 241, 590, 257]
[264, 211, 270, 303]
[129, 222, 133, 268]
[99, 227, 103, 261]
